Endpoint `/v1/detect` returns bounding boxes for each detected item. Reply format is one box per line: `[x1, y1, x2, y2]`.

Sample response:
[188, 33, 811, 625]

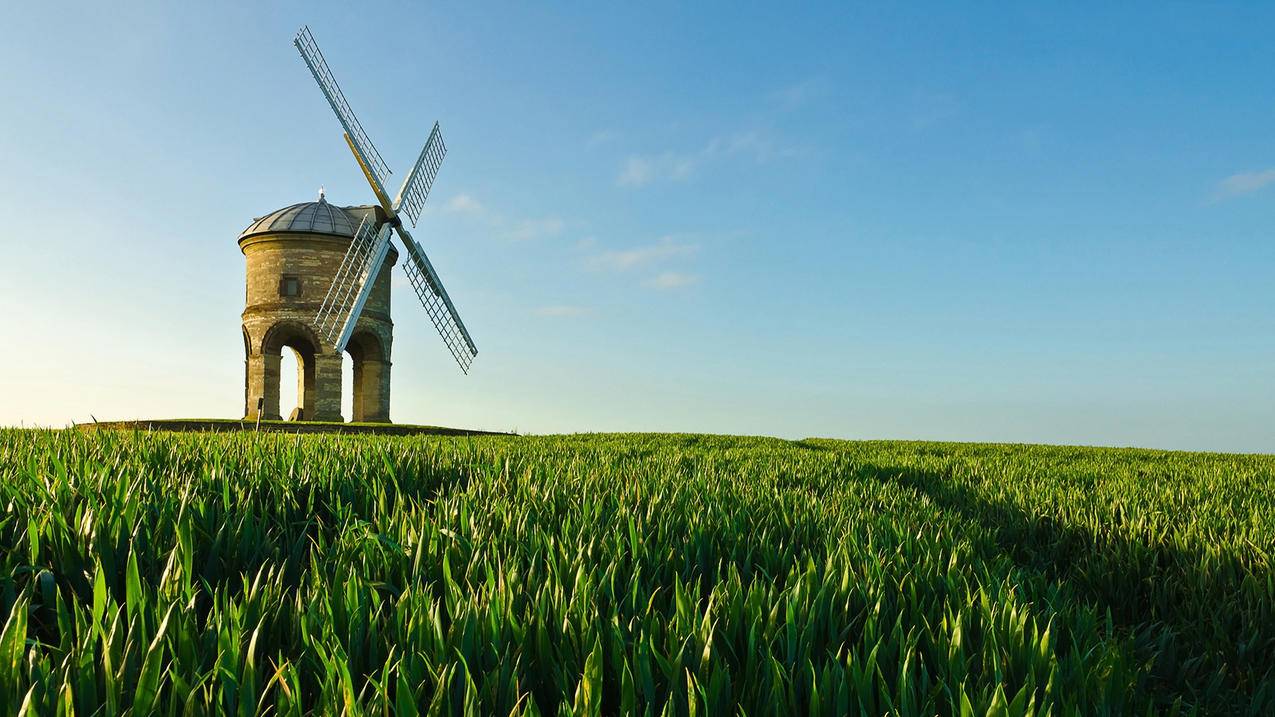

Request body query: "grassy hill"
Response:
[1, 429, 1272, 713]
[75, 418, 510, 437]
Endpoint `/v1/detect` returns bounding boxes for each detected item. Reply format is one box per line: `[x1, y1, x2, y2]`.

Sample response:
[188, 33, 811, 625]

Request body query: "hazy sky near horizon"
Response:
[1, 2, 1272, 452]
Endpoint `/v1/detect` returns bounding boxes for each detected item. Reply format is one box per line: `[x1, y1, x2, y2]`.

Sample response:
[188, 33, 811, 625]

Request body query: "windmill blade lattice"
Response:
[393, 122, 447, 228]
[294, 26, 392, 191]
[314, 214, 394, 351]
[396, 226, 478, 373]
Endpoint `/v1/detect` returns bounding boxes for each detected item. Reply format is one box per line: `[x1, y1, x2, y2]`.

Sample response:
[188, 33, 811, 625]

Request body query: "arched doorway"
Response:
[259, 322, 320, 421]
[346, 330, 391, 423]
[279, 348, 304, 420]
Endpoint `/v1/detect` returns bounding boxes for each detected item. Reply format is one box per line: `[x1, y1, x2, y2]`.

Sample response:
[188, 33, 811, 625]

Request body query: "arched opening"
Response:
[346, 330, 390, 423]
[279, 348, 303, 420]
[341, 352, 354, 422]
[260, 322, 320, 421]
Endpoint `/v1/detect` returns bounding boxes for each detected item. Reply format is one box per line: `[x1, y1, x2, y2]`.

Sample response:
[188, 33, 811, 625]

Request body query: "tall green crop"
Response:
[0, 429, 1271, 714]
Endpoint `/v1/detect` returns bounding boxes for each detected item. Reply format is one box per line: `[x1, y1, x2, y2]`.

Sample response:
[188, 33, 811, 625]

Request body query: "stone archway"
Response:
[346, 330, 391, 423]
[260, 321, 320, 421]
[244, 320, 344, 422]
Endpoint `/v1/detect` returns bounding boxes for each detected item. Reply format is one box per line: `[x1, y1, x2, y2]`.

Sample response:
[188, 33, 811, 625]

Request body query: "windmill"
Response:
[294, 25, 478, 373]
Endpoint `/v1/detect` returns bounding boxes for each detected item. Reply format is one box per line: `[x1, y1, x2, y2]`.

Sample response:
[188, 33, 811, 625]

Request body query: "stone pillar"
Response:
[245, 352, 282, 420]
[244, 354, 260, 419]
[296, 347, 317, 420]
[311, 352, 344, 422]
[355, 359, 392, 423]
[351, 359, 365, 422]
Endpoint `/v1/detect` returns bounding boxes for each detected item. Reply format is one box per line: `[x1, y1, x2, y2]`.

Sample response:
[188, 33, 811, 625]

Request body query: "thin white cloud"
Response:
[588, 129, 621, 148]
[436, 193, 569, 242]
[618, 157, 655, 187]
[443, 194, 484, 213]
[505, 216, 565, 242]
[586, 236, 697, 271]
[645, 272, 700, 289]
[705, 131, 799, 162]
[770, 78, 824, 110]
[533, 305, 593, 317]
[1212, 169, 1275, 201]
[617, 130, 800, 187]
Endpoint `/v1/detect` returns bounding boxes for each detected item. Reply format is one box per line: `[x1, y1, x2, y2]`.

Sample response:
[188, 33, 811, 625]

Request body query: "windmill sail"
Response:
[296, 24, 478, 374]
[395, 226, 478, 373]
[314, 214, 394, 352]
[294, 26, 392, 193]
[393, 123, 447, 227]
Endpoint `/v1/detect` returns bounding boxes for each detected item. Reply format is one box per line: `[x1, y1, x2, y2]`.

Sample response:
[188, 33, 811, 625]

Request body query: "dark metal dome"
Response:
[239, 195, 371, 240]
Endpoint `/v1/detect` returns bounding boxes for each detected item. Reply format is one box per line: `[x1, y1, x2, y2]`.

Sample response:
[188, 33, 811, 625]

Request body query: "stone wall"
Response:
[240, 231, 395, 423]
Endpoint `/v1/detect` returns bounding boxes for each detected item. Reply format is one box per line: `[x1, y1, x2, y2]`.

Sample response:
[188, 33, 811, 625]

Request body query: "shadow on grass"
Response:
[849, 458, 1275, 710]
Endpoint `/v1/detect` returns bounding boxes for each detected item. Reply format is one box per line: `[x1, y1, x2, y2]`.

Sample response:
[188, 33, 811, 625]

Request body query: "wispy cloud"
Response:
[705, 131, 796, 161]
[439, 192, 568, 241]
[645, 272, 700, 290]
[617, 155, 694, 187]
[587, 129, 621, 148]
[770, 78, 824, 110]
[584, 236, 704, 289]
[586, 236, 698, 271]
[505, 216, 565, 242]
[1211, 169, 1275, 202]
[617, 130, 801, 187]
[533, 305, 593, 317]
[617, 157, 654, 187]
[442, 194, 484, 213]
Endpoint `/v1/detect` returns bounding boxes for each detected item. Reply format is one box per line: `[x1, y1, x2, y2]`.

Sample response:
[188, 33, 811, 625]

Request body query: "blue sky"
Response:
[1, 2, 1272, 452]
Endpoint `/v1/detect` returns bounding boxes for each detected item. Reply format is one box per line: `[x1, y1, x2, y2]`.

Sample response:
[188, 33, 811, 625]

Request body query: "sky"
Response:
[1, 2, 1272, 453]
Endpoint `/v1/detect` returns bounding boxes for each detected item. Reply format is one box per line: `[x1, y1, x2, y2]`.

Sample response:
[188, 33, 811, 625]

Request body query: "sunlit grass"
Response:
[1, 430, 1271, 713]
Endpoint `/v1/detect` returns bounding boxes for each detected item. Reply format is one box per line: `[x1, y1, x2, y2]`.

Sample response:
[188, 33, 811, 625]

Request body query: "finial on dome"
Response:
[318, 185, 326, 202]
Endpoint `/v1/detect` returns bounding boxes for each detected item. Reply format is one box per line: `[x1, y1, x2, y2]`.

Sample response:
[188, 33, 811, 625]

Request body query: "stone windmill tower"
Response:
[239, 193, 394, 422]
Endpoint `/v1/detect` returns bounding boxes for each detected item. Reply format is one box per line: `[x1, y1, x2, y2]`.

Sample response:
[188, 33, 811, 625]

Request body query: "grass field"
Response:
[1, 430, 1272, 714]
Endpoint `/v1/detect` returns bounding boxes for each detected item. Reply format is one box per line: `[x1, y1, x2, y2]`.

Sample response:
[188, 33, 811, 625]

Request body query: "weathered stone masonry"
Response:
[239, 197, 395, 422]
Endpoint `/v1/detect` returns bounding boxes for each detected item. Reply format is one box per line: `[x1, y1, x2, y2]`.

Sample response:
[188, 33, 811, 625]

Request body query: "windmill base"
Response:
[75, 418, 511, 437]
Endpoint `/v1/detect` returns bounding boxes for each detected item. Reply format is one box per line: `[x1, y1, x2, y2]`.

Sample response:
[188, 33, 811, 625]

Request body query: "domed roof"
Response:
[240, 194, 373, 240]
